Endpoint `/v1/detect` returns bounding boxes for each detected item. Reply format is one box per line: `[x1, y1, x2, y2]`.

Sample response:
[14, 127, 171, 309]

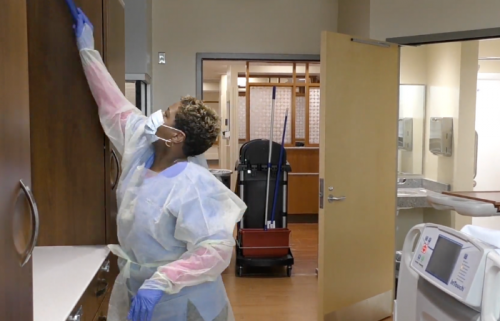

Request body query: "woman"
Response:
[74, 8, 246, 321]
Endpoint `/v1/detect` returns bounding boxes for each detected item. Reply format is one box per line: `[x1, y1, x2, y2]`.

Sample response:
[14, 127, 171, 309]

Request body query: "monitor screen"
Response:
[425, 235, 462, 284]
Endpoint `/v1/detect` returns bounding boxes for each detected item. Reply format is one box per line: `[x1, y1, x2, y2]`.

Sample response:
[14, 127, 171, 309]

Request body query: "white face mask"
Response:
[144, 110, 185, 146]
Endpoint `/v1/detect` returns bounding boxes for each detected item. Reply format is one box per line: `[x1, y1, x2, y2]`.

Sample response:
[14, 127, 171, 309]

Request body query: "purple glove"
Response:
[73, 8, 94, 50]
[128, 289, 164, 321]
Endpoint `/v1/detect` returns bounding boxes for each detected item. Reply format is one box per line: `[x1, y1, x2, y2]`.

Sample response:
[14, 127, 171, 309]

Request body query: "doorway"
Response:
[202, 59, 321, 319]
[201, 60, 321, 223]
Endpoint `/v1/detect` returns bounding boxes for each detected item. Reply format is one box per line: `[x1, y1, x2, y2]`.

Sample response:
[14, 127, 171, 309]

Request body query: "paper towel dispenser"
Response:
[398, 118, 413, 151]
[429, 117, 453, 157]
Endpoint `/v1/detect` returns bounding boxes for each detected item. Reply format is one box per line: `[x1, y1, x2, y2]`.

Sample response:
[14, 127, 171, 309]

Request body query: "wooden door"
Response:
[318, 32, 399, 321]
[0, 1, 34, 320]
[103, 0, 125, 246]
[27, 0, 106, 245]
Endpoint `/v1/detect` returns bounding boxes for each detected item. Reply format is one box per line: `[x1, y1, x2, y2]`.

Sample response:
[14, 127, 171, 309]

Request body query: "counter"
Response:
[396, 178, 450, 209]
[33, 246, 110, 321]
[397, 188, 429, 208]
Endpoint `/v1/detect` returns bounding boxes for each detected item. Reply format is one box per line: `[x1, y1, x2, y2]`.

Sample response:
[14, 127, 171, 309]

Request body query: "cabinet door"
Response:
[104, 0, 125, 244]
[27, 0, 106, 245]
[0, 1, 34, 320]
[103, 0, 125, 246]
[103, 0, 125, 281]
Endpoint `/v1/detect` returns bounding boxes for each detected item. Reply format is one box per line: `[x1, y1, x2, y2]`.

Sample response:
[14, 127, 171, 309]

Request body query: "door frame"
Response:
[387, 27, 500, 46]
[196, 53, 320, 99]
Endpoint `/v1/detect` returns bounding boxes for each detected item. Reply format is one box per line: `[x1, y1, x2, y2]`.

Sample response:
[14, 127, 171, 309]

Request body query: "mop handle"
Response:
[264, 87, 277, 229]
[270, 109, 288, 225]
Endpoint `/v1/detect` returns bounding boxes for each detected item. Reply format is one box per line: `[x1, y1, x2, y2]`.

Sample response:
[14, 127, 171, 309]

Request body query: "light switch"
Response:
[158, 52, 166, 64]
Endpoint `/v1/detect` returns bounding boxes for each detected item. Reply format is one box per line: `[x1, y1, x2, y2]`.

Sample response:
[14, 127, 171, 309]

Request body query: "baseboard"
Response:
[288, 214, 318, 223]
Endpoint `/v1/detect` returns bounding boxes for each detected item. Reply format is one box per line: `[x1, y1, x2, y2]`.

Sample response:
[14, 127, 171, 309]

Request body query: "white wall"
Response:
[473, 80, 500, 229]
[473, 40, 500, 229]
[125, 0, 152, 77]
[398, 85, 425, 175]
[152, 0, 338, 110]
[337, 0, 370, 38]
[421, 42, 478, 230]
[423, 43, 461, 184]
[400, 46, 427, 85]
[479, 39, 500, 73]
[370, 0, 500, 41]
[399, 47, 427, 175]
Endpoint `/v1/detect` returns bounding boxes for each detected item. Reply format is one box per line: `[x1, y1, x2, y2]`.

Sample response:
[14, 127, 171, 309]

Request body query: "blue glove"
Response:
[73, 8, 94, 51]
[128, 289, 164, 321]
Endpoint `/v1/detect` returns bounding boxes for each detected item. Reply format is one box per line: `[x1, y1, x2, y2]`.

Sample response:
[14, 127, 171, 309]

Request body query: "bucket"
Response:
[239, 228, 290, 258]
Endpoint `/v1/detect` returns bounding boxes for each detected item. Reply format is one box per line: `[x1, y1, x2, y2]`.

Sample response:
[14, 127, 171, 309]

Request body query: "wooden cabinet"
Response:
[1, 0, 125, 320]
[0, 1, 34, 321]
[27, 0, 106, 246]
[26, 0, 125, 246]
[287, 148, 319, 215]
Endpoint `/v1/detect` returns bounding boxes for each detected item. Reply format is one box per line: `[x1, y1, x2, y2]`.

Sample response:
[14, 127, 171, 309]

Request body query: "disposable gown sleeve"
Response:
[144, 176, 246, 294]
[79, 49, 144, 155]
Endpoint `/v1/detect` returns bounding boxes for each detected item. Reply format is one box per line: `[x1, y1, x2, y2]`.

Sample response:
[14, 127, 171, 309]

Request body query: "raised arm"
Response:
[75, 8, 143, 155]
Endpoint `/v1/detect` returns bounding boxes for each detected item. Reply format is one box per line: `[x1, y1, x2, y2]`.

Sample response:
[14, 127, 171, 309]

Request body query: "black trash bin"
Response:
[209, 169, 232, 189]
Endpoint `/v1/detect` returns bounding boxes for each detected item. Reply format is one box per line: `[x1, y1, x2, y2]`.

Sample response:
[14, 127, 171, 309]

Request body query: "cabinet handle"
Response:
[101, 260, 110, 273]
[110, 149, 120, 190]
[20, 180, 40, 267]
[96, 278, 108, 297]
[67, 306, 83, 321]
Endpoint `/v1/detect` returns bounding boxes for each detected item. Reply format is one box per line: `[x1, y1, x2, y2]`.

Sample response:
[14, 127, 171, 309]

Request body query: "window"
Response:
[238, 62, 320, 147]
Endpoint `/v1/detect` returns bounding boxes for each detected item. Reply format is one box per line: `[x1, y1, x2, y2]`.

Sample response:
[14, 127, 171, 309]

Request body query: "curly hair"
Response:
[174, 96, 221, 157]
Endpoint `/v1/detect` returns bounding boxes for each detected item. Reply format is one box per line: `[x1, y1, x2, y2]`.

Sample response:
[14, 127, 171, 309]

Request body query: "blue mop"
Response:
[270, 108, 289, 229]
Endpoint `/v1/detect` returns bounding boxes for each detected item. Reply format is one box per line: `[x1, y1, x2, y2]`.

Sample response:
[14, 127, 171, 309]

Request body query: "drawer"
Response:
[66, 255, 113, 321]
[92, 288, 111, 321]
[288, 174, 319, 214]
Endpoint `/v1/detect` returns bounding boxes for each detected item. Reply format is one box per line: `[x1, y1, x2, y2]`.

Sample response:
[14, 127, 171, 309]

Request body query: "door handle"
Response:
[101, 260, 110, 273]
[19, 180, 40, 267]
[110, 149, 120, 190]
[95, 278, 108, 298]
[328, 195, 346, 203]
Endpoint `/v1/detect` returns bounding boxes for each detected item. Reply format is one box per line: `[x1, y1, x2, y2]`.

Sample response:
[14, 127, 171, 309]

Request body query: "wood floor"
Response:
[223, 223, 393, 321]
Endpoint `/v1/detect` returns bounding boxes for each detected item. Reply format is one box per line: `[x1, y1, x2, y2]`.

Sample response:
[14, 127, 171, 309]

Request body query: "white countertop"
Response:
[33, 246, 110, 321]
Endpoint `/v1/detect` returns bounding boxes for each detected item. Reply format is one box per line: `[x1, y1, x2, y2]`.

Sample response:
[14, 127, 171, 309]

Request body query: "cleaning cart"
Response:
[234, 87, 294, 277]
